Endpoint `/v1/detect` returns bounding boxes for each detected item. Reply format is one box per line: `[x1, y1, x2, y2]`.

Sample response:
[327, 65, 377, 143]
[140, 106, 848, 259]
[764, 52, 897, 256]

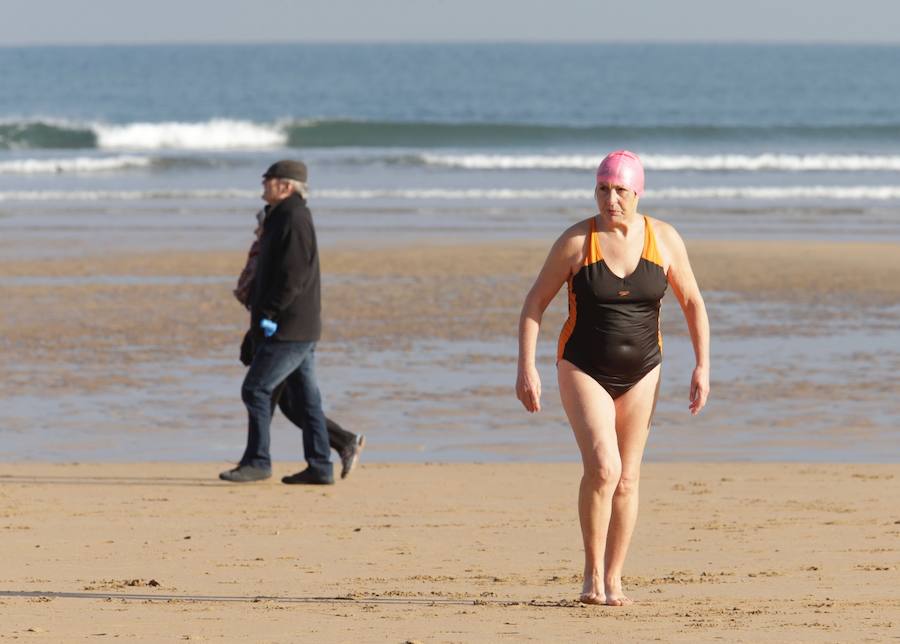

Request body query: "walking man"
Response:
[235, 206, 365, 479]
[220, 160, 334, 485]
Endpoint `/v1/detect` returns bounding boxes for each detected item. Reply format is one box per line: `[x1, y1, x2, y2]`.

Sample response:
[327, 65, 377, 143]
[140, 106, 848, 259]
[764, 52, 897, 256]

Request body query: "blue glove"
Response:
[260, 318, 278, 338]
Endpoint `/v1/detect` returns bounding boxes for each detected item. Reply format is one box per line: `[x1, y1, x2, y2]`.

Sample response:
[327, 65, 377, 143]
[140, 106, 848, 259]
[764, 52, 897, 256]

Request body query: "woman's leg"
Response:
[557, 360, 621, 604]
[604, 364, 661, 605]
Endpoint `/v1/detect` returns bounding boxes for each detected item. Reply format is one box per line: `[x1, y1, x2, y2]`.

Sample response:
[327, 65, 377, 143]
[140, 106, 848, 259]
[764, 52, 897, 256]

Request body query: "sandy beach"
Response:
[4, 36, 900, 643]
[4, 238, 900, 370]
[3, 237, 899, 460]
[2, 462, 898, 642]
[1, 235, 899, 640]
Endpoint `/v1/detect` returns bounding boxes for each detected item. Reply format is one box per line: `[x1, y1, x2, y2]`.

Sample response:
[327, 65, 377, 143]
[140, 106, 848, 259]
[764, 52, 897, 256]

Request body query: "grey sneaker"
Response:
[218, 465, 272, 483]
[340, 434, 365, 479]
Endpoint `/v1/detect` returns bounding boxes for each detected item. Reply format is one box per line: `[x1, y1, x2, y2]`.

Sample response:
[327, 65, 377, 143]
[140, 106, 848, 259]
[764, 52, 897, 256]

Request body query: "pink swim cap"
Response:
[595, 150, 645, 196]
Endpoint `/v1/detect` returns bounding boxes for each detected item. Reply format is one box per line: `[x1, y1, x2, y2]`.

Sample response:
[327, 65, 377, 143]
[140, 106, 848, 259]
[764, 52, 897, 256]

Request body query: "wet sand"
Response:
[1, 236, 899, 638]
[1, 237, 899, 463]
[4, 238, 900, 370]
[1, 462, 898, 642]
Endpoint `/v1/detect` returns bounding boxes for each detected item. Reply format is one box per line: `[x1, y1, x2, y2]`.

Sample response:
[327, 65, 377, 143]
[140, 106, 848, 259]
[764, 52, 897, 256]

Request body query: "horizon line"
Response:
[3, 38, 900, 49]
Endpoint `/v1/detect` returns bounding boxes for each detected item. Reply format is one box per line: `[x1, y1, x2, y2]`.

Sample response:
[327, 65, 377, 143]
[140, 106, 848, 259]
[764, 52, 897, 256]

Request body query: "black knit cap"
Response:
[263, 159, 308, 182]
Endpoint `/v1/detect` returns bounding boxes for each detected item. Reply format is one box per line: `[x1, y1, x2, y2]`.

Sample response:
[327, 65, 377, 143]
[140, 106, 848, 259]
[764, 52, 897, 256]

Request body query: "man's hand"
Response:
[260, 318, 278, 338]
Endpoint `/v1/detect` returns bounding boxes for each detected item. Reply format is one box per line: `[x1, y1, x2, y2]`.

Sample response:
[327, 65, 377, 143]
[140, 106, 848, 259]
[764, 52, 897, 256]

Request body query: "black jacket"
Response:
[250, 193, 321, 342]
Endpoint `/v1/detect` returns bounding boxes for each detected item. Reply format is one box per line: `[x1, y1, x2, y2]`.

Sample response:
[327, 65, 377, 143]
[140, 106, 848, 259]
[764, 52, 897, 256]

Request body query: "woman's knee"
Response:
[615, 471, 641, 498]
[582, 457, 622, 491]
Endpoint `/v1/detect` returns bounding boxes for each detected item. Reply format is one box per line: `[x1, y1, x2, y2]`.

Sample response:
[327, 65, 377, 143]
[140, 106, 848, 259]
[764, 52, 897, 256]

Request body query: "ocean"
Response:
[3, 43, 900, 242]
[1, 43, 898, 462]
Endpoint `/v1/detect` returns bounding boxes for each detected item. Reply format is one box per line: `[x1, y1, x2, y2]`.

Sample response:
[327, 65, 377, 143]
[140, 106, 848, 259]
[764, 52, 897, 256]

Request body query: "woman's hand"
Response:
[689, 364, 709, 415]
[516, 364, 543, 413]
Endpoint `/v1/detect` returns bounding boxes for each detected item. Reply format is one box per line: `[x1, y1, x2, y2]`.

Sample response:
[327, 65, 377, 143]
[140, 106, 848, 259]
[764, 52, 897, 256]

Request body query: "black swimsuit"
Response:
[558, 215, 667, 398]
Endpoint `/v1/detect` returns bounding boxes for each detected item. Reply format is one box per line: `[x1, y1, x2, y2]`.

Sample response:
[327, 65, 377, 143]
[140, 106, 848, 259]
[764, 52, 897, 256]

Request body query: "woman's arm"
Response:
[658, 222, 710, 415]
[516, 226, 584, 412]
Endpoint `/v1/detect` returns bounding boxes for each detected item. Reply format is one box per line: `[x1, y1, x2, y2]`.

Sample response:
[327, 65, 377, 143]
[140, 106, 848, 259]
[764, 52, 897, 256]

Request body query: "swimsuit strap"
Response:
[585, 215, 603, 266]
[642, 215, 664, 268]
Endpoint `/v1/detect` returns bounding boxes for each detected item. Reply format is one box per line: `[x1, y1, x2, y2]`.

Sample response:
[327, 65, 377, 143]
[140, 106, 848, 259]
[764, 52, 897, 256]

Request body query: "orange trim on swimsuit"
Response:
[642, 217, 664, 268]
[557, 277, 577, 362]
[558, 218, 600, 361]
[585, 216, 602, 266]
[642, 217, 665, 350]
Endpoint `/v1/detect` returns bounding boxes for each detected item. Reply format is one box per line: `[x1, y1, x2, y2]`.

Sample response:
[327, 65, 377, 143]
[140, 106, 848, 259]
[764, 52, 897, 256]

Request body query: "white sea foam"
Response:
[319, 186, 900, 200]
[316, 188, 591, 200]
[4, 186, 900, 202]
[649, 186, 900, 200]
[420, 154, 598, 170]
[94, 119, 287, 150]
[0, 155, 153, 174]
[420, 153, 900, 172]
[643, 154, 900, 172]
[0, 189, 259, 201]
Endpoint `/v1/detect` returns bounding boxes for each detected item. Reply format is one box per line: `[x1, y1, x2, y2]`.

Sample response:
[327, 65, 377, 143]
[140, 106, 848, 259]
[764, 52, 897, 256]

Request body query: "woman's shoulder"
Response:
[549, 216, 593, 258]
[538, 216, 594, 278]
[558, 215, 594, 244]
[644, 214, 684, 246]
[643, 214, 689, 269]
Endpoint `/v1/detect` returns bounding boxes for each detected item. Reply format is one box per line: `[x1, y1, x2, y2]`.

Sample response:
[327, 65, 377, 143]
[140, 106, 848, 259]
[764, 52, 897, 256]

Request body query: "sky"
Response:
[3, 0, 899, 46]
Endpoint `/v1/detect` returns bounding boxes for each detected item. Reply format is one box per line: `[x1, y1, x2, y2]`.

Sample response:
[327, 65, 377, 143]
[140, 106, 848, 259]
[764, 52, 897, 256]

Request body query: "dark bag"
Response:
[239, 328, 261, 366]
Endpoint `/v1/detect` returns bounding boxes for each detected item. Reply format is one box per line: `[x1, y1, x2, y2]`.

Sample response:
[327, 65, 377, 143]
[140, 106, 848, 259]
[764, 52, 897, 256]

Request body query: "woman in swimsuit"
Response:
[516, 150, 710, 606]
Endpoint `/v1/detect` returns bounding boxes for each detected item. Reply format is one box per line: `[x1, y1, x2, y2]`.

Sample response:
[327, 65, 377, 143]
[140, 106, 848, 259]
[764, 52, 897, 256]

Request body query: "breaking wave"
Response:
[5, 186, 900, 202]
[0, 155, 153, 174]
[7, 118, 900, 151]
[419, 153, 900, 172]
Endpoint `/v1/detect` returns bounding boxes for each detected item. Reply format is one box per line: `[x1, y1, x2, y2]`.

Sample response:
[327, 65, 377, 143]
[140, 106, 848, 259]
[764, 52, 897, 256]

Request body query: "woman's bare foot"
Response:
[580, 571, 605, 604]
[579, 592, 606, 605]
[604, 593, 634, 606]
[604, 579, 634, 606]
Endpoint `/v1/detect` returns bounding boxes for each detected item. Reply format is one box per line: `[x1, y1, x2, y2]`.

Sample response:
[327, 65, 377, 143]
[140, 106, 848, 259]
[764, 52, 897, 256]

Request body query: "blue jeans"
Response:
[240, 339, 332, 476]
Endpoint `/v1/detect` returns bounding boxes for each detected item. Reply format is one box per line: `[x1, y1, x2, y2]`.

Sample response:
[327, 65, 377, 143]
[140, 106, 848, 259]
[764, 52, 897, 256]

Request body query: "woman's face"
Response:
[595, 182, 639, 219]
